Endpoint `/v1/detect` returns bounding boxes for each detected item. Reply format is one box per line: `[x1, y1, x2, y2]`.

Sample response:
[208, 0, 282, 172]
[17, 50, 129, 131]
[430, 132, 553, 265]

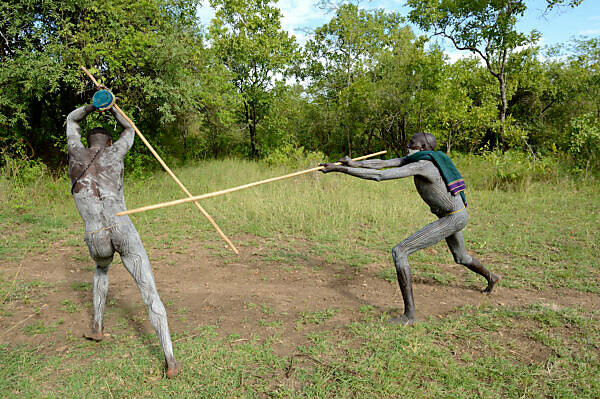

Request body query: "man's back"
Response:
[66, 104, 134, 232]
[69, 145, 129, 232]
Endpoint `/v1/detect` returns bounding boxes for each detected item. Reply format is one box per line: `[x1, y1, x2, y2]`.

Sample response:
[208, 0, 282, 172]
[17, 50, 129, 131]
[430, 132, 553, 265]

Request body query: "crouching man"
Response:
[320, 133, 500, 325]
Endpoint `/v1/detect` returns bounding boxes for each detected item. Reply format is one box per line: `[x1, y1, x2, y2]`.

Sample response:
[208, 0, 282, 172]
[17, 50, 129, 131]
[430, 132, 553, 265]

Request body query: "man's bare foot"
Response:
[83, 329, 104, 341]
[166, 360, 182, 379]
[482, 273, 501, 294]
[389, 314, 416, 326]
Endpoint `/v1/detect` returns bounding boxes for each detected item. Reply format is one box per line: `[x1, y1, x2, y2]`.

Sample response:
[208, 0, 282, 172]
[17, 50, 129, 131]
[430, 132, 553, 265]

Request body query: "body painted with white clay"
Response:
[66, 104, 181, 377]
[320, 133, 500, 325]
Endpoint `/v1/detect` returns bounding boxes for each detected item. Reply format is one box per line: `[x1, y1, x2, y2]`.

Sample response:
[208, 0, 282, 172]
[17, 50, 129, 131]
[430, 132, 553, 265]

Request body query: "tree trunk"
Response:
[250, 102, 258, 158]
[182, 120, 188, 161]
[499, 75, 507, 150]
[366, 127, 373, 153]
[244, 101, 257, 158]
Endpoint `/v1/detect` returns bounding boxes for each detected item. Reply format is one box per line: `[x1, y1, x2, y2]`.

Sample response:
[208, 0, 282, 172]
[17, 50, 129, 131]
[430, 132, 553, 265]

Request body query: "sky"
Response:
[197, 0, 600, 58]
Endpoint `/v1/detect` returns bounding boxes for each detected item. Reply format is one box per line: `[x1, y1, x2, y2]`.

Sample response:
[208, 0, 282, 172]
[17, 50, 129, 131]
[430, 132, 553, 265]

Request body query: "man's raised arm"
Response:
[66, 104, 96, 155]
[110, 107, 135, 155]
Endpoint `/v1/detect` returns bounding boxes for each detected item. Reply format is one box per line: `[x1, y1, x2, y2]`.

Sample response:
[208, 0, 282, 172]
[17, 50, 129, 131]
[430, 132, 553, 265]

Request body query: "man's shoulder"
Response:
[68, 145, 87, 158]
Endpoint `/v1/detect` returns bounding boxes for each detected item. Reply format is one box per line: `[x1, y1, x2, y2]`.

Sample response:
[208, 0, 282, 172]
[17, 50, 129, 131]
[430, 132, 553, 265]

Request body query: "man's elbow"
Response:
[66, 111, 78, 123]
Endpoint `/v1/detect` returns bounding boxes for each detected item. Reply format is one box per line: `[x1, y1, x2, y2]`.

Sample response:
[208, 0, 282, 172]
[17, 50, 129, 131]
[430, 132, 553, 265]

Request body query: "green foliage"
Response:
[0, 0, 235, 165]
[1, 150, 48, 185]
[407, 0, 540, 148]
[546, 0, 584, 9]
[484, 150, 558, 190]
[208, 0, 299, 157]
[568, 113, 600, 173]
[304, 4, 412, 155]
[262, 144, 325, 169]
[454, 151, 559, 191]
[0, 0, 597, 173]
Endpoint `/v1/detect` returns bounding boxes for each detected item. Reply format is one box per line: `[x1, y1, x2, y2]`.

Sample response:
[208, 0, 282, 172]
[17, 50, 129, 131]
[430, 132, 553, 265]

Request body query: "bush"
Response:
[1, 150, 47, 185]
[262, 144, 325, 169]
[454, 150, 559, 191]
[568, 113, 600, 175]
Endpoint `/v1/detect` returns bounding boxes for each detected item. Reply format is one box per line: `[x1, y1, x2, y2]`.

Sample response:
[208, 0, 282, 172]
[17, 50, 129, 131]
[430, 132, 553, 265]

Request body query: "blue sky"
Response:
[197, 0, 600, 55]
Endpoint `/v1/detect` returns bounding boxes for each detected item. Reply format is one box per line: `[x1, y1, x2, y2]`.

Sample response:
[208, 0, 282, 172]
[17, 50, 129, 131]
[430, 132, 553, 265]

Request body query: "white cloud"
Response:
[277, 0, 328, 45]
[578, 28, 600, 36]
[278, 0, 325, 28]
[444, 50, 479, 64]
[196, 3, 216, 28]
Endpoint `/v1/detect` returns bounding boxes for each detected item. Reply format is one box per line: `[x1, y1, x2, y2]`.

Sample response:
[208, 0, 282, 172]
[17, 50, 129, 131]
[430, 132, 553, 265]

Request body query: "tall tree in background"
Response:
[407, 0, 539, 148]
[367, 34, 447, 155]
[304, 3, 404, 155]
[208, 0, 299, 157]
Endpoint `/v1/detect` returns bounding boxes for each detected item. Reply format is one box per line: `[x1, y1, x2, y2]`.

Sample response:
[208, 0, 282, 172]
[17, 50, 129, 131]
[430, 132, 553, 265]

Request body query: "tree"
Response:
[366, 37, 447, 155]
[430, 57, 498, 152]
[569, 37, 600, 119]
[208, 0, 299, 157]
[303, 3, 405, 155]
[545, 0, 584, 9]
[407, 0, 539, 148]
[0, 0, 213, 166]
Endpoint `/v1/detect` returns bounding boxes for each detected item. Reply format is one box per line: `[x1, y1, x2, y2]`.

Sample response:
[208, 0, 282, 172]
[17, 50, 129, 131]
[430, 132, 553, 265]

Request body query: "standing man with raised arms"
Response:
[319, 132, 500, 325]
[66, 91, 182, 378]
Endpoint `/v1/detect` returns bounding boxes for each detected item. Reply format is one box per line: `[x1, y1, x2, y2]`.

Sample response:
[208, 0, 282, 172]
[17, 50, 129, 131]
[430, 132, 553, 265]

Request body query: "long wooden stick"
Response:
[80, 66, 239, 254]
[117, 150, 387, 217]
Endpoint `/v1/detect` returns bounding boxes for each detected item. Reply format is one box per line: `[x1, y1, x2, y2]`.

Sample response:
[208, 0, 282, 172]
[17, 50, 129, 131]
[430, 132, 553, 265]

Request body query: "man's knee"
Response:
[452, 252, 472, 265]
[94, 256, 113, 269]
[149, 299, 167, 317]
[138, 283, 161, 306]
[392, 244, 409, 264]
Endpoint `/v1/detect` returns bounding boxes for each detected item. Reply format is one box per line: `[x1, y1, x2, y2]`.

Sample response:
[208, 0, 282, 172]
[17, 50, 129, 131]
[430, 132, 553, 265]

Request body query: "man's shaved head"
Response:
[408, 132, 437, 152]
[87, 127, 112, 148]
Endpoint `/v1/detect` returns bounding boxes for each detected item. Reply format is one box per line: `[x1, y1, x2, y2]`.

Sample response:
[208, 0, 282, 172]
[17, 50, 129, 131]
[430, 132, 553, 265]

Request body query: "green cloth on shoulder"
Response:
[402, 151, 467, 206]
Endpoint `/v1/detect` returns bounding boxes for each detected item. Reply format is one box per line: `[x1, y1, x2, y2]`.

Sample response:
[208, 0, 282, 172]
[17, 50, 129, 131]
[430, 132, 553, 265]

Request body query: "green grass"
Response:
[297, 308, 338, 327]
[0, 277, 52, 313]
[2, 304, 597, 397]
[2, 157, 598, 292]
[23, 319, 62, 336]
[1, 156, 599, 396]
[71, 282, 92, 292]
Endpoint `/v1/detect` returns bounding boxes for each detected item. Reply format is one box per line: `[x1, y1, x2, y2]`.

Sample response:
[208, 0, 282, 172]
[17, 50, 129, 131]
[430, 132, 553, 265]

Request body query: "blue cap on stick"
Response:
[92, 89, 115, 112]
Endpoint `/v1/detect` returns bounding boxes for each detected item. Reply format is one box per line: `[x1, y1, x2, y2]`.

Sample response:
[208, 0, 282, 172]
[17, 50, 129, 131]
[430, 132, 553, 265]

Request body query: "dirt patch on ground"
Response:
[1, 235, 598, 359]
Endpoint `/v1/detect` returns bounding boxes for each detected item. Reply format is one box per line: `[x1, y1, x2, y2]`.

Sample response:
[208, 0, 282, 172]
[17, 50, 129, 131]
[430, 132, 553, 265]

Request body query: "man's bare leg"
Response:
[445, 232, 500, 294]
[391, 246, 417, 325]
[117, 225, 182, 378]
[84, 262, 110, 341]
[390, 215, 465, 325]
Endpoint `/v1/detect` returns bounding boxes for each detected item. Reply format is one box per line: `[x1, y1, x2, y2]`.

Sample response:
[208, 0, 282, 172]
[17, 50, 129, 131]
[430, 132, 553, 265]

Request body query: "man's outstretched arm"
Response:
[110, 107, 135, 155]
[66, 104, 96, 155]
[337, 155, 404, 169]
[320, 162, 431, 182]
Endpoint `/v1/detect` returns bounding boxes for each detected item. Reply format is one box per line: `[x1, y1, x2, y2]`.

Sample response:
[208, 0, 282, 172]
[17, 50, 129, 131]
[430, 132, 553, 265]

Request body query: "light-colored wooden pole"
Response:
[117, 150, 387, 217]
[81, 66, 239, 254]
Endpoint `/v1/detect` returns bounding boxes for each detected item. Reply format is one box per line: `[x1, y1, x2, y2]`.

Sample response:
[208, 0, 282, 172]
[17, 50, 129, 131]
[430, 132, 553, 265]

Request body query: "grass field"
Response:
[1, 157, 599, 397]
